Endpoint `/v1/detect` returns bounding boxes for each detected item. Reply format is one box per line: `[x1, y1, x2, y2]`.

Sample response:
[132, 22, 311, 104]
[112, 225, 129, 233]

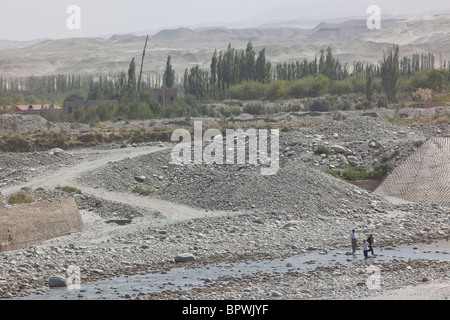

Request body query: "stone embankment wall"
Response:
[0, 198, 83, 252]
[376, 137, 450, 206]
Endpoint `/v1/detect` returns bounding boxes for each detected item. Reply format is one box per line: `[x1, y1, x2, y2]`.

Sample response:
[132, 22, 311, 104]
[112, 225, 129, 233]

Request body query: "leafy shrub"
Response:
[287, 75, 329, 98]
[227, 81, 268, 100]
[230, 107, 241, 116]
[350, 74, 366, 94]
[411, 88, 433, 102]
[243, 102, 266, 115]
[132, 187, 154, 196]
[266, 80, 287, 100]
[288, 79, 308, 98]
[335, 99, 352, 111]
[307, 98, 331, 112]
[128, 102, 154, 120]
[341, 166, 369, 181]
[368, 163, 393, 180]
[289, 104, 302, 112]
[314, 145, 332, 155]
[410, 72, 429, 90]
[281, 124, 291, 132]
[339, 163, 393, 181]
[329, 79, 352, 96]
[56, 185, 82, 194]
[77, 134, 95, 143]
[96, 102, 116, 121]
[8, 192, 34, 204]
[381, 150, 400, 162]
[219, 106, 231, 117]
[265, 105, 281, 115]
[75, 132, 103, 144]
[355, 100, 372, 110]
[2, 136, 31, 153]
[64, 90, 87, 103]
[377, 96, 388, 108]
[309, 75, 330, 97]
[326, 169, 341, 179]
[130, 128, 172, 143]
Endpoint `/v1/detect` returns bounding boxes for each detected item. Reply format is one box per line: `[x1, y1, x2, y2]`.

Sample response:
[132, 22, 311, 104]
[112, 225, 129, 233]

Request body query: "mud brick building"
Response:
[64, 100, 119, 118]
[153, 87, 177, 106]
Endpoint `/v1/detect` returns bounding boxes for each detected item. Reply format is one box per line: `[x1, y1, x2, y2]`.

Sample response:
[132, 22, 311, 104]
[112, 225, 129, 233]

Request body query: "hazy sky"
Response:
[1, 0, 450, 41]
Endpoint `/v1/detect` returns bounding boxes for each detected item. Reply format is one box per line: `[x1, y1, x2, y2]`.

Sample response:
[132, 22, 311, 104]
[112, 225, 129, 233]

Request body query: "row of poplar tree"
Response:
[0, 42, 447, 107]
[181, 42, 445, 102]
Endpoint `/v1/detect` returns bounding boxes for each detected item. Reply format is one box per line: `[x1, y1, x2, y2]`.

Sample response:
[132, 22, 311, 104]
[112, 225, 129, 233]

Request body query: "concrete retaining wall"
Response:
[0, 198, 83, 252]
[375, 137, 450, 205]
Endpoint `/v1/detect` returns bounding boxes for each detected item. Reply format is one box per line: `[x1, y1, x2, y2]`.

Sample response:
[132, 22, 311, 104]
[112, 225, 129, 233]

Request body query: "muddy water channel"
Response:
[17, 242, 450, 300]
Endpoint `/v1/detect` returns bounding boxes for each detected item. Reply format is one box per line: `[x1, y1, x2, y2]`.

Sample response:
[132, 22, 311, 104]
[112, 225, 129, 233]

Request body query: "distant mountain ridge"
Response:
[0, 14, 449, 78]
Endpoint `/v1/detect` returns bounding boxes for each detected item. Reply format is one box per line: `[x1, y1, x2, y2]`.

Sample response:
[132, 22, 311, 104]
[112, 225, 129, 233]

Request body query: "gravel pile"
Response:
[0, 114, 92, 135]
[77, 114, 445, 214]
[0, 187, 158, 221]
[0, 149, 85, 188]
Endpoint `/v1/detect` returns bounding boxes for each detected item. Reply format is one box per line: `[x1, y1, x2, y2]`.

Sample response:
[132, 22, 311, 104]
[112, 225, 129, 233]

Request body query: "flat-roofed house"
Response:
[64, 100, 119, 118]
[153, 88, 177, 106]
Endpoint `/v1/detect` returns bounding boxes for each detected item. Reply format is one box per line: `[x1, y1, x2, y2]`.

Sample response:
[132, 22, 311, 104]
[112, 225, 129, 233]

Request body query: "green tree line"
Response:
[183, 42, 272, 101]
[1, 43, 450, 122]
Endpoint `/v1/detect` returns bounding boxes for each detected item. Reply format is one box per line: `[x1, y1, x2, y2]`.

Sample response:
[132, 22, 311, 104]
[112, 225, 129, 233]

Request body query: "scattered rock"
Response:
[49, 276, 67, 288]
[134, 176, 146, 183]
[271, 291, 282, 297]
[330, 145, 346, 153]
[174, 253, 196, 263]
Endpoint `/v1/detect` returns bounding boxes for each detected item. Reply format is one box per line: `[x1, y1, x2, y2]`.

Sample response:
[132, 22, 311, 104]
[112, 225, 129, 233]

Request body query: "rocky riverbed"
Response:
[0, 107, 449, 300]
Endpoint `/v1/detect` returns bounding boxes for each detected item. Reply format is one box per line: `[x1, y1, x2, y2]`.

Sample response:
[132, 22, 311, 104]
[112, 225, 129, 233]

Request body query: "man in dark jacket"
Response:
[367, 234, 374, 255]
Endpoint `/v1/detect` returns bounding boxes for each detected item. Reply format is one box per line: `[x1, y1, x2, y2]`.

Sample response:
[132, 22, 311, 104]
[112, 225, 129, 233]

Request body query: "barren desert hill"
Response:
[0, 14, 449, 78]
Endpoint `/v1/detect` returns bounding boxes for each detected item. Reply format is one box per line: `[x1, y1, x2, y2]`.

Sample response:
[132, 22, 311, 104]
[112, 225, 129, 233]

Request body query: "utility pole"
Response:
[138, 35, 149, 101]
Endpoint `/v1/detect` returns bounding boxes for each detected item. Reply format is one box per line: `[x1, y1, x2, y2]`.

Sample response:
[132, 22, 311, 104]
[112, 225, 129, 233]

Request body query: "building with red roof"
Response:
[14, 104, 61, 114]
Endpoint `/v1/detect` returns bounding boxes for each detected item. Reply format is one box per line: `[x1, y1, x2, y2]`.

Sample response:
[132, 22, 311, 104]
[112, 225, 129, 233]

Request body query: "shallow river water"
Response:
[16, 242, 450, 300]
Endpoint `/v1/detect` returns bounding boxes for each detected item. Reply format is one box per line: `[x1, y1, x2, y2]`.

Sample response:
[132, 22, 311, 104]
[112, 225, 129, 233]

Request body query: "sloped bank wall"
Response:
[375, 137, 450, 205]
[0, 198, 83, 252]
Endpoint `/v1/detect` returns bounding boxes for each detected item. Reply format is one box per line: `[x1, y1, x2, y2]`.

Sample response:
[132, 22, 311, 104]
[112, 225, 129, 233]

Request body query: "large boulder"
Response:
[347, 156, 361, 167]
[49, 275, 67, 288]
[134, 176, 146, 183]
[48, 148, 65, 156]
[330, 145, 346, 153]
[174, 253, 196, 263]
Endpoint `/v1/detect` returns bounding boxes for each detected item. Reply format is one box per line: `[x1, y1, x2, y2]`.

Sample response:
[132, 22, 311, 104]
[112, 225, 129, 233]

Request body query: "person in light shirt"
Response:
[350, 229, 358, 254]
[362, 239, 369, 260]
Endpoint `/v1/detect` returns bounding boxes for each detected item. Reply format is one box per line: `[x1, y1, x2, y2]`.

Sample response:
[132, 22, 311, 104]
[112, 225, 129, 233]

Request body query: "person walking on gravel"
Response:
[362, 239, 369, 260]
[350, 229, 358, 254]
[367, 234, 375, 256]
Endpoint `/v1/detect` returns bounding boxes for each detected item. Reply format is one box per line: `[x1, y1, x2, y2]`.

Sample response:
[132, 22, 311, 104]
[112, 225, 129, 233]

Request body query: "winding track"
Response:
[2, 145, 236, 222]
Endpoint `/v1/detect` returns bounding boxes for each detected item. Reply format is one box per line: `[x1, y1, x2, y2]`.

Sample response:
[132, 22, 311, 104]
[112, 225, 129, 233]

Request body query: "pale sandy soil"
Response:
[366, 281, 450, 300]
